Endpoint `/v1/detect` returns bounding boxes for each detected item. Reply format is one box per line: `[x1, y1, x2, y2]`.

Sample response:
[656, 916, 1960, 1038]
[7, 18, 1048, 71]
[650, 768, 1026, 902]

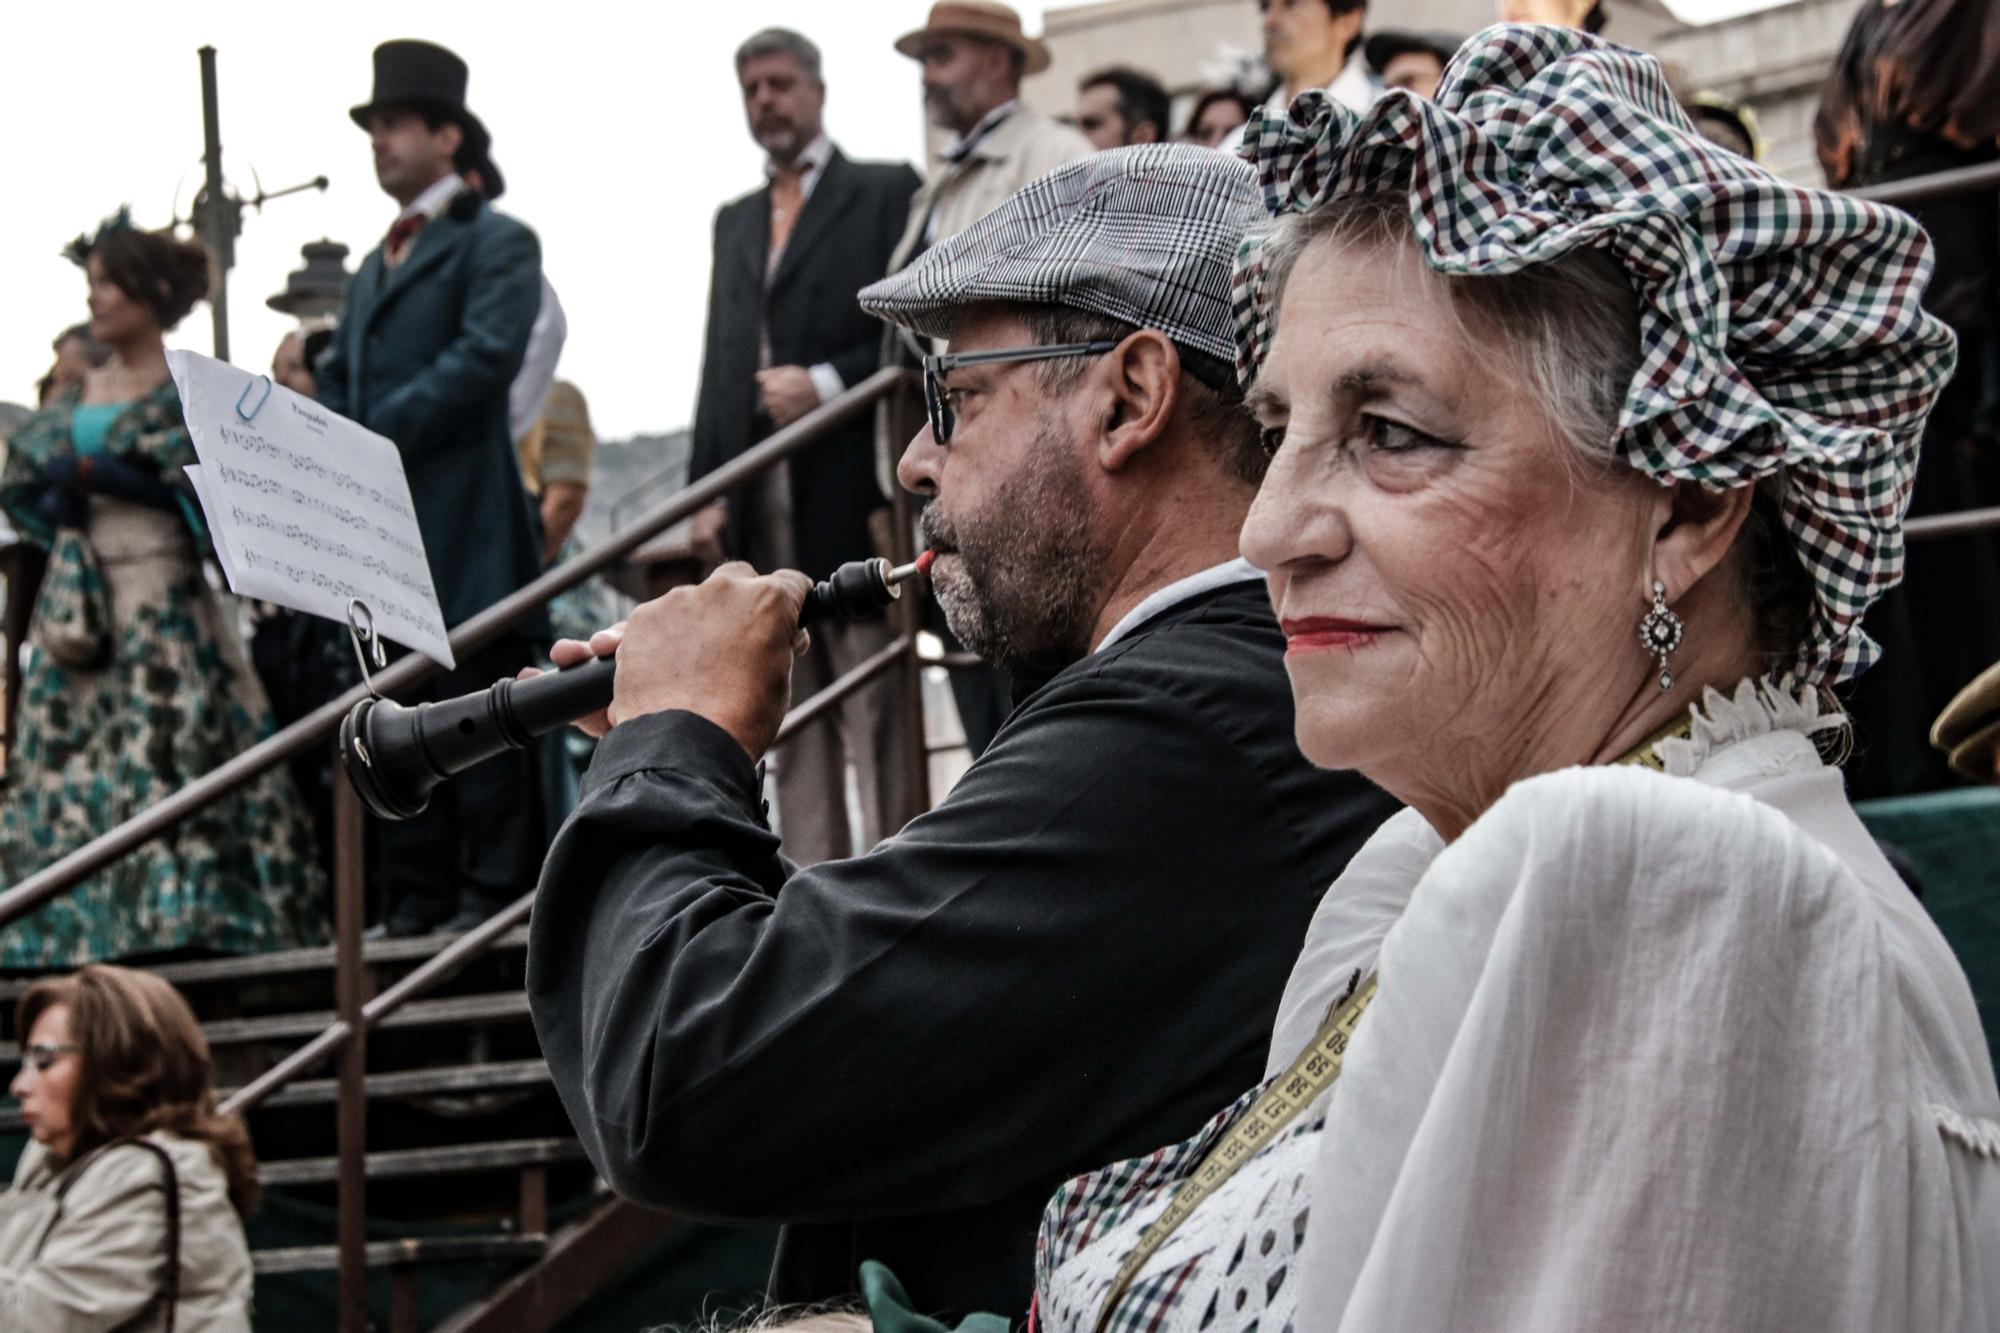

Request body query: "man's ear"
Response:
[1649, 478, 1755, 603]
[1095, 330, 1179, 473]
[438, 120, 465, 159]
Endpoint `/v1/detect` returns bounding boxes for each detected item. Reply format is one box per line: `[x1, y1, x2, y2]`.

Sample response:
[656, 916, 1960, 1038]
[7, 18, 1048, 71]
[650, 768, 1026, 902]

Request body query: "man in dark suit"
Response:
[318, 39, 547, 936]
[687, 28, 922, 865]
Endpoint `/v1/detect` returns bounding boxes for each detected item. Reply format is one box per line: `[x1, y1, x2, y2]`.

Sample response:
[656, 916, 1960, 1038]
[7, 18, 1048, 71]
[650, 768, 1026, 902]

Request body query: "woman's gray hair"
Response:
[735, 28, 824, 83]
[1254, 194, 1816, 675]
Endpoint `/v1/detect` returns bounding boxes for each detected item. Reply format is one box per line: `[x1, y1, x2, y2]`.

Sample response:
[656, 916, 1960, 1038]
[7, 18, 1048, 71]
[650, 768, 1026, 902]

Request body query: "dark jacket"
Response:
[526, 580, 1399, 1321]
[688, 149, 921, 576]
[317, 189, 546, 633]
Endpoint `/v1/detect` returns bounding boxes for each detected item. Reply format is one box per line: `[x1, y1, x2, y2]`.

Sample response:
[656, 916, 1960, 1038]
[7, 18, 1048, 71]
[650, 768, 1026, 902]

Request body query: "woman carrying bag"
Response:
[0, 965, 254, 1330]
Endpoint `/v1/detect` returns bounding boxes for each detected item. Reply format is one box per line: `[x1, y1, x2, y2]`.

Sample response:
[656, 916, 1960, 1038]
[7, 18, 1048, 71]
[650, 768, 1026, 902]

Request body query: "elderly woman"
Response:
[0, 965, 254, 1329]
[1034, 27, 1998, 1333]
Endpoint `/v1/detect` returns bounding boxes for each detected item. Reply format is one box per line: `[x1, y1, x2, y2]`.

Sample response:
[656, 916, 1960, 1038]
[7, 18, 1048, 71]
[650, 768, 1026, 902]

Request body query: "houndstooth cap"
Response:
[859, 144, 1264, 366]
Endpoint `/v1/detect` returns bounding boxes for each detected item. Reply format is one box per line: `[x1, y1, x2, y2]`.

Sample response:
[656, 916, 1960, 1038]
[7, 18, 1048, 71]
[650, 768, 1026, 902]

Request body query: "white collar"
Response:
[1265, 59, 1379, 115]
[767, 133, 834, 181]
[1094, 558, 1263, 654]
[398, 172, 465, 223]
[942, 99, 1019, 163]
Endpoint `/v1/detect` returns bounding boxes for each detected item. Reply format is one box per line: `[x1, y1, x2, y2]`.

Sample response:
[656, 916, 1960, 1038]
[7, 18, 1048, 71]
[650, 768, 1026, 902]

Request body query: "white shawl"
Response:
[1280, 682, 2000, 1332]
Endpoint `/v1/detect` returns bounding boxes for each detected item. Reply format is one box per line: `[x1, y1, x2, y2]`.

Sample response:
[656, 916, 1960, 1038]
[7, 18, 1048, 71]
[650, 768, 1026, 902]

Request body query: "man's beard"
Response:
[919, 415, 1108, 672]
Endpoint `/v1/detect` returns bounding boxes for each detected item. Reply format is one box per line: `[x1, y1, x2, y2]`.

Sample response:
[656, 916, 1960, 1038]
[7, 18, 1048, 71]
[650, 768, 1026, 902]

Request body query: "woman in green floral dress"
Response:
[0, 216, 325, 968]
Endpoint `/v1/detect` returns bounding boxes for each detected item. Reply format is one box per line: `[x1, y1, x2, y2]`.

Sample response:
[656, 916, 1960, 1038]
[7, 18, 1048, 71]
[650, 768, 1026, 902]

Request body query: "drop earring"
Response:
[1638, 580, 1683, 692]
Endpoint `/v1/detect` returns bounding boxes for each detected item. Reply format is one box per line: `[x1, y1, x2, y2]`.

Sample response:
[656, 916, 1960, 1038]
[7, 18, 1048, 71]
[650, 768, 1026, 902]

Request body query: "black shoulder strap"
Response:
[47, 1139, 181, 1333]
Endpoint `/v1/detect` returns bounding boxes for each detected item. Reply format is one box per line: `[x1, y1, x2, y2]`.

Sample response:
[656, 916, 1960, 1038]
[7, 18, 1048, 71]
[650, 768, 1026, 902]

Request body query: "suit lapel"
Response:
[769, 150, 855, 297]
[367, 208, 467, 330]
[735, 188, 772, 290]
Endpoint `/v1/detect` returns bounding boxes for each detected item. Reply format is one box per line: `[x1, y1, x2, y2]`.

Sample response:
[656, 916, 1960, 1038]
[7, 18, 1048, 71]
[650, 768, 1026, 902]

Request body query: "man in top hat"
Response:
[317, 38, 549, 937]
[884, 1, 1093, 760]
[527, 145, 1396, 1320]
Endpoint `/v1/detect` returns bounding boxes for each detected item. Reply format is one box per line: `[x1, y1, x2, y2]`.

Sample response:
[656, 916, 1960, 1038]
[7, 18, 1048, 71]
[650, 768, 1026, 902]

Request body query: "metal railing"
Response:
[0, 366, 929, 1333]
[2, 145, 1998, 1330]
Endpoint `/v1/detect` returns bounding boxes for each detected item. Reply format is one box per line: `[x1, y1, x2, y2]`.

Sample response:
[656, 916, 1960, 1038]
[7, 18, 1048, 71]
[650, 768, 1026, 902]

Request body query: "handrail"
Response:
[0, 367, 914, 931]
[218, 631, 915, 1118]
[1848, 158, 2000, 209]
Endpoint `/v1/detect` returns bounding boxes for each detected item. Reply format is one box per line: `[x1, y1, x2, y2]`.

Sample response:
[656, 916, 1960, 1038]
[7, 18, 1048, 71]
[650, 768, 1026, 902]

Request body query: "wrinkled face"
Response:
[740, 52, 825, 162]
[272, 333, 314, 397]
[367, 107, 461, 205]
[1381, 51, 1446, 100]
[1075, 84, 1131, 149]
[84, 255, 156, 345]
[10, 1004, 79, 1158]
[897, 311, 1110, 670]
[1495, 0, 1595, 26]
[1192, 96, 1251, 149]
[1258, 0, 1353, 81]
[920, 37, 1010, 134]
[1239, 234, 1655, 778]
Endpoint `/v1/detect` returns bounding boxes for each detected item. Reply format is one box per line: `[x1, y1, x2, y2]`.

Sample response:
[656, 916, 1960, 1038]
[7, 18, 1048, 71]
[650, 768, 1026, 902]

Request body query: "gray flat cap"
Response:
[859, 143, 1263, 365]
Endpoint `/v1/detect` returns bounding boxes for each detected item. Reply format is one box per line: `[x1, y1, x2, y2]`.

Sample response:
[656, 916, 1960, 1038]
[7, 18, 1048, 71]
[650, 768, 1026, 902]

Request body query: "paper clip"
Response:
[346, 598, 388, 701]
[235, 375, 274, 422]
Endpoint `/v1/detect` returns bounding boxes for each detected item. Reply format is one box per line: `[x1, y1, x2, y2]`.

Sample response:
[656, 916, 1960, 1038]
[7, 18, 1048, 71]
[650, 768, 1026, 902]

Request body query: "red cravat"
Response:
[385, 213, 426, 263]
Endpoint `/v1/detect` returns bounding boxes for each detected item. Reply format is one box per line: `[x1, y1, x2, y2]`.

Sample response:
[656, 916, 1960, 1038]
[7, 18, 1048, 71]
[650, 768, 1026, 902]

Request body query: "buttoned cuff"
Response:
[582, 708, 761, 803]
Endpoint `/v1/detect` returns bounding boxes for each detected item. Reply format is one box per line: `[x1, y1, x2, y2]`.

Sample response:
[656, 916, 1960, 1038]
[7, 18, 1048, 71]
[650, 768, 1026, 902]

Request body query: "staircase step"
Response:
[261, 1137, 587, 1187]
[252, 1234, 548, 1274]
[0, 991, 531, 1063]
[0, 1059, 552, 1133]
[0, 926, 531, 1001]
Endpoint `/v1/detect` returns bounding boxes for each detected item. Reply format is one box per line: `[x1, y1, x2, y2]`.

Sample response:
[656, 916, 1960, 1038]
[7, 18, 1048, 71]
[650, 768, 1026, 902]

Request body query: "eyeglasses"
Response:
[921, 341, 1122, 445]
[22, 1042, 78, 1073]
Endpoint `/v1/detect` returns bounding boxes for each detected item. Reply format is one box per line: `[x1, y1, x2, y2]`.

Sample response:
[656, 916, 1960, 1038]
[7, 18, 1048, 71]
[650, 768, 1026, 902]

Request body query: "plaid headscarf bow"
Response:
[1231, 24, 1958, 685]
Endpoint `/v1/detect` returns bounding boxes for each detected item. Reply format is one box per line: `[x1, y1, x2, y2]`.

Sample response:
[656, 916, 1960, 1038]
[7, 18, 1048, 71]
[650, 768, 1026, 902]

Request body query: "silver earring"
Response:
[1638, 580, 1683, 692]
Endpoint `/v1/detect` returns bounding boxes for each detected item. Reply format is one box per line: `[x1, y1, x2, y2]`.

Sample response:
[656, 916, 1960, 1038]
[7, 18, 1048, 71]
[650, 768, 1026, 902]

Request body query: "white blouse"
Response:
[1038, 680, 2000, 1333]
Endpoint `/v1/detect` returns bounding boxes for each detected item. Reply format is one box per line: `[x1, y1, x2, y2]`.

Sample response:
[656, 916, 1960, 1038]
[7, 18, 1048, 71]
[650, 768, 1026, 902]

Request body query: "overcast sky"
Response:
[4, 1, 1058, 440]
[5, 0, 1783, 439]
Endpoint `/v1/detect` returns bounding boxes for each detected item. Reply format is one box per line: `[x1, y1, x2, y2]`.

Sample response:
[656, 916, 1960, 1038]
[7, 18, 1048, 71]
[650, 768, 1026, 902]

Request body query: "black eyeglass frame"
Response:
[921, 341, 1122, 445]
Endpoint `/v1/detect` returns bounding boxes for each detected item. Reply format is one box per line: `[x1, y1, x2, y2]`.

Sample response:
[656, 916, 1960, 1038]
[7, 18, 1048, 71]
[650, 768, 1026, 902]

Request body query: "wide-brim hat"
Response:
[895, 2, 1052, 76]
[1363, 29, 1463, 74]
[349, 39, 476, 131]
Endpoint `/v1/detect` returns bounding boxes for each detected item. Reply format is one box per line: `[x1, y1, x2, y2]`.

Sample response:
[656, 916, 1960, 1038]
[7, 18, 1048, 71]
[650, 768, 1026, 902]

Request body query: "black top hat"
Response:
[350, 39, 475, 130]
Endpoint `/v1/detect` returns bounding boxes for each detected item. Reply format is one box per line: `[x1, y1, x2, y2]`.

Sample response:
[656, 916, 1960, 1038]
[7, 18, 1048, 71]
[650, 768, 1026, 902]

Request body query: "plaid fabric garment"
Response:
[1231, 23, 1958, 685]
[859, 143, 1264, 366]
[1036, 1078, 1324, 1333]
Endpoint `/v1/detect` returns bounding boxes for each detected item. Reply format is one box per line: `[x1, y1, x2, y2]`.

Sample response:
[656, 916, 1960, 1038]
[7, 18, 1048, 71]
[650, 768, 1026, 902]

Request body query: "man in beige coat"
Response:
[887, 2, 1095, 275]
[884, 1, 1094, 756]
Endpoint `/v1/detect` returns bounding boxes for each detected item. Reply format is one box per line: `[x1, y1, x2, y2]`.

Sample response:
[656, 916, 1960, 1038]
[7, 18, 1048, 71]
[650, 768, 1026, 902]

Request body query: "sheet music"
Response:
[167, 349, 455, 668]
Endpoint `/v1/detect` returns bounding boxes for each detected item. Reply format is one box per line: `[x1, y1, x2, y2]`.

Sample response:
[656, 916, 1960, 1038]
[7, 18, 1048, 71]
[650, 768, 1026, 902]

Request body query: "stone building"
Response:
[1022, 0, 1864, 184]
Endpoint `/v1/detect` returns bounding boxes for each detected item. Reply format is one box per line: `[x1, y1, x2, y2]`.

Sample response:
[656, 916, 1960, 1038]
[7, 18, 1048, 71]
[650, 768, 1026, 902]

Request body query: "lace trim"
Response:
[1652, 676, 1845, 779]
[1934, 1105, 2000, 1161]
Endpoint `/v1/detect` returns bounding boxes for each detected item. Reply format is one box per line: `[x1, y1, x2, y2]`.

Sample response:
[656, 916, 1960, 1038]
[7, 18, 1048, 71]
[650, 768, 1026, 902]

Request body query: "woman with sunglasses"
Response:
[0, 965, 254, 1330]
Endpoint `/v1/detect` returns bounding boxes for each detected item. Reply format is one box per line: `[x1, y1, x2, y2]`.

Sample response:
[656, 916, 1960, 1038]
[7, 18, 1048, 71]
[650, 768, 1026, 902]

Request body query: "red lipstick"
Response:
[1282, 617, 1392, 652]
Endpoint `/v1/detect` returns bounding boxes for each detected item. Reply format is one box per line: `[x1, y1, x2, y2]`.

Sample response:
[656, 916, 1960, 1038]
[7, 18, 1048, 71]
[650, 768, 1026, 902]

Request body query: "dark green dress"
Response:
[0, 381, 325, 967]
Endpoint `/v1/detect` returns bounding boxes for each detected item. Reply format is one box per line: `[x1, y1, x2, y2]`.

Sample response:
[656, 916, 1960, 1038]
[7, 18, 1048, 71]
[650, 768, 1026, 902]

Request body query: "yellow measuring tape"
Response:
[1092, 972, 1378, 1333]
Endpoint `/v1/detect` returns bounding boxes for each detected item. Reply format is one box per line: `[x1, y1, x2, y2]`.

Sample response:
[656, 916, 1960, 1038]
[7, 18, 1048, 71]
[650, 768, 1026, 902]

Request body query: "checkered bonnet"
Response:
[859, 143, 1264, 366]
[1231, 24, 1957, 685]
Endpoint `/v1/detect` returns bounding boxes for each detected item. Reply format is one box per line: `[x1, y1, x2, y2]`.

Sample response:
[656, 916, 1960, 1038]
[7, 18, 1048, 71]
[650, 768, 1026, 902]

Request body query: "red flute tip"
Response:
[916, 549, 936, 575]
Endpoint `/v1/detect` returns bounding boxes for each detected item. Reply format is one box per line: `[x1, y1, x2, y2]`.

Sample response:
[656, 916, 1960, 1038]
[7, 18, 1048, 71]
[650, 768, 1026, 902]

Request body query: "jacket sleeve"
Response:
[315, 319, 351, 420]
[824, 166, 926, 392]
[0, 1147, 173, 1332]
[687, 205, 738, 486]
[365, 219, 542, 457]
[527, 663, 1298, 1225]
